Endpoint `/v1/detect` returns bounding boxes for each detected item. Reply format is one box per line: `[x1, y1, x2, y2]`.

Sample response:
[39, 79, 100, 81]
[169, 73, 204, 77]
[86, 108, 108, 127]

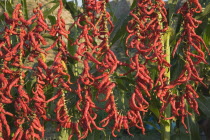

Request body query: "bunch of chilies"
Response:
[0, 0, 208, 139]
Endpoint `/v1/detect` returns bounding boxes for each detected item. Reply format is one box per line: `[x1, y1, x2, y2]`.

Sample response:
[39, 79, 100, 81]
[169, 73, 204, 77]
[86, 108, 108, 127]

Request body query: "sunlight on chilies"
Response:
[161, 0, 210, 130]
[0, 3, 49, 139]
[123, 0, 170, 135]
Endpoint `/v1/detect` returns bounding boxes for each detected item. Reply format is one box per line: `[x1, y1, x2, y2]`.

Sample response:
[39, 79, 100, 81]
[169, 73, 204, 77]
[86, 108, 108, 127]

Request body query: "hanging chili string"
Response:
[161, 1, 209, 129]
[124, 0, 170, 135]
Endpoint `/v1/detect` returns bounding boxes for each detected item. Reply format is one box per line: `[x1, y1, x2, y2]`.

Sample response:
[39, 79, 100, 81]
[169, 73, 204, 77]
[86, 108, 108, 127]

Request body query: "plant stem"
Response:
[161, 29, 171, 140]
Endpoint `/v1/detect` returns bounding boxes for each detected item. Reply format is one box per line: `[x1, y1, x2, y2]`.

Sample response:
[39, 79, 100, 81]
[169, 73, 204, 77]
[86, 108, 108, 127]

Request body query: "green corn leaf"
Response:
[130, 0, 137, 9]
[66, 63, 76, 82]
[106, 2, 117, 23]
[197, 94, 210, 117]
[187, 112, 201, 140]
[149, 103, 160, 118]
[0, 13, 5, 22]
[202, 22, 210, 46]
[43, 3, 59, 18]
[115, 79, 129, 91]
[196, 16, 208, 35]
[68, 31, 77, 56]
[21, 0, 28, 19]
[167, 0, 178, 26]
[48, 15, 57, 25]
[0, 1, 13, 15]
[65, 1, 81, 18]
[197, 2, 210, 19]
[110, 16, 130, 46]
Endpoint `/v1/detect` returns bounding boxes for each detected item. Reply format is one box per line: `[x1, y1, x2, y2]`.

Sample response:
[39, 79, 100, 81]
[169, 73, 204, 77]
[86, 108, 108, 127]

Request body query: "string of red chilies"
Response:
[0, 0, 74, 139]
[71, 0, 112, 139]
[46, 0, 74, 134]
[160, 0, 209, 129]
[92, 0, 125, 137]
[123, 0, 170, 135]
[0, 3, 50, 139]
[74, 0, 138, 137]
[72, 0, 135, 138]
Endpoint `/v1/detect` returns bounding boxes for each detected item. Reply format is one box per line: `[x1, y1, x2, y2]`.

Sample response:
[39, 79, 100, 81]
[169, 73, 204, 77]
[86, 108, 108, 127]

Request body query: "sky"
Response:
[67, 0, 168, 7]
[67, 0, 83, 7]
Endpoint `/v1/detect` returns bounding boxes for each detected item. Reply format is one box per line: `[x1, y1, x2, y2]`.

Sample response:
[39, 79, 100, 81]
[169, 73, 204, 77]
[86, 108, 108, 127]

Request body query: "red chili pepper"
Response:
[0, 74, 8, 90]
